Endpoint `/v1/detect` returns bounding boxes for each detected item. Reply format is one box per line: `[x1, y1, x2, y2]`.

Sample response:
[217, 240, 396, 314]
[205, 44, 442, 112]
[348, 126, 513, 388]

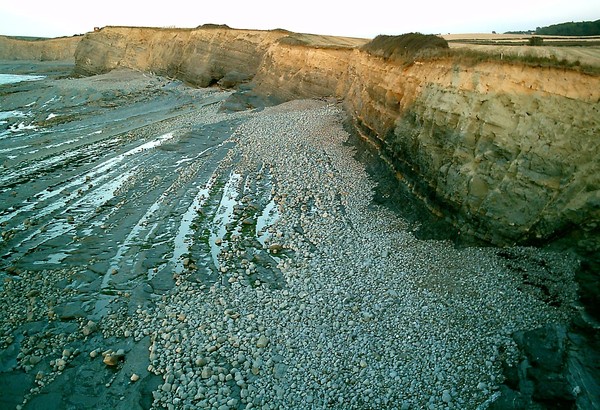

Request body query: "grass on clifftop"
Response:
[361, 33, 449, 60]
[447, 47, 600, 75]
[363, 32, 600, 75]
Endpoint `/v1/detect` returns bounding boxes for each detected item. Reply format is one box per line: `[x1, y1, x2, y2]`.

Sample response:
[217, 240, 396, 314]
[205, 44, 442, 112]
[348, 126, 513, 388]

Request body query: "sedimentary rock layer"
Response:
[342, 57, 600, 245]
[252, 34, 600, 245]
[73, 26, 288, 86]
[0, 35, 81, 61]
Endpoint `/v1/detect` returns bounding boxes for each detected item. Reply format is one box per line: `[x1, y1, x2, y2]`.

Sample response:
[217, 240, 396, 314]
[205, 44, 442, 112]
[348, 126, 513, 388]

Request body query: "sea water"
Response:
[0, 74, 44, 136]
[0, 73, 45, 85]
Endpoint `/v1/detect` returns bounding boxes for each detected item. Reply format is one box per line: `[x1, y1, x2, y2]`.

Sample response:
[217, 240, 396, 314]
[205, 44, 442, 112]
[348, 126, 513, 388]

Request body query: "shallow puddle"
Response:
[209, 172, 242, 270]
[172, 184, 212, 275]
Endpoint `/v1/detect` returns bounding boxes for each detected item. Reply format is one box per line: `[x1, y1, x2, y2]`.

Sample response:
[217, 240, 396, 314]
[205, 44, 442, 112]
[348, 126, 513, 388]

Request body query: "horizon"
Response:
[3, 19, 600, 41]
[1, 0, 598, 39]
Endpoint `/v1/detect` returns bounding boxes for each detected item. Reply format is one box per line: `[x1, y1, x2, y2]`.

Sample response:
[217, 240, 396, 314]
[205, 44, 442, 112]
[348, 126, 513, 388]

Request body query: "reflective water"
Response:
[0, 73, 45, 85]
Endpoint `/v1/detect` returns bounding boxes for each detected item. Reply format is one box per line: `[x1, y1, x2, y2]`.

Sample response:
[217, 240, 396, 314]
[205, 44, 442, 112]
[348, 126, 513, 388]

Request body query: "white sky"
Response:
[0, 0, 598, 39]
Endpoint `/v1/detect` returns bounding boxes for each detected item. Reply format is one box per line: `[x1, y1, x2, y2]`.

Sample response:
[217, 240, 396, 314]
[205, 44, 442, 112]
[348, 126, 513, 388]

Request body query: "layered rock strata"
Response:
[343, 57, 600, 245]
[0, 35, 81, 61]
[74, 26, 288, 86]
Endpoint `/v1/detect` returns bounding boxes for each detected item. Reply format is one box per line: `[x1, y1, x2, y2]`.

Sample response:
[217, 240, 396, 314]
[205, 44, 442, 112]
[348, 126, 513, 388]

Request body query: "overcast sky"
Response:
[1, 0, 598, 38]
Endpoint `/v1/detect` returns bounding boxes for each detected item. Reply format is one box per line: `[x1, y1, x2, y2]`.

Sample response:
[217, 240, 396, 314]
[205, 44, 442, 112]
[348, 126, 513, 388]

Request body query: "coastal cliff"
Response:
[344, 56, 600, 246]
[0, 35, 81, 61]
[72, 26, 600, 248]
[1, 26, 599, 408]
[74, 26, 289, 86]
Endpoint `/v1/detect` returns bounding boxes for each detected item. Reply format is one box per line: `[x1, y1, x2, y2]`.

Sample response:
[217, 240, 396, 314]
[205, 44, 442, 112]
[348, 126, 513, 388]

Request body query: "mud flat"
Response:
[0, 63, 587, 409]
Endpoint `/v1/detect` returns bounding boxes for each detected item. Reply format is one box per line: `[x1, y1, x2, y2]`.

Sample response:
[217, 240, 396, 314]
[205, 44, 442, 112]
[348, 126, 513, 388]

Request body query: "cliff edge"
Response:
[73, 26, 288, 86]
[345, 54, 600, 247]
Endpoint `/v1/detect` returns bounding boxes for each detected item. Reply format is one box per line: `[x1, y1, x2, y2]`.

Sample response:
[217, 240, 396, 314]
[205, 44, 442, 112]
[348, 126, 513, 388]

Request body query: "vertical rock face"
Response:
[343, 55, 600, 245]
[0, 35, 82, 61]
[253, 42, 600, 246]
[66, 26, 600, 246]
[251, 42, 354, 102]
[73, 26, 287, 87]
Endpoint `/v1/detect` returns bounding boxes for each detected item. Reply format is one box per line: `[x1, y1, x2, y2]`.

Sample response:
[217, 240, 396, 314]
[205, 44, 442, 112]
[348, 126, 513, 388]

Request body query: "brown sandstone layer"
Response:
[0, 35, 82, 61]
[73, 26, 290, 86]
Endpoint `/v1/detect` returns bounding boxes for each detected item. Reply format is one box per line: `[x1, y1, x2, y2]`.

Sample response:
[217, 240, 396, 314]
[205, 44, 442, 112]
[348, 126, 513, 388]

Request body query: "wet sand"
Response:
[0, 62, 579, 409]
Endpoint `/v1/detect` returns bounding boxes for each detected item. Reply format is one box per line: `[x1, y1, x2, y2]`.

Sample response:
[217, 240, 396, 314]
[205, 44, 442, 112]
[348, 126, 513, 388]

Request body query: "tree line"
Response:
[506, 19, 600, 36]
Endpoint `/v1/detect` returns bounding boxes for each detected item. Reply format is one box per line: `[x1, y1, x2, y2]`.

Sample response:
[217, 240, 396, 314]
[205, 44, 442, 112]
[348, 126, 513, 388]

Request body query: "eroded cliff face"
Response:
[0, 35, 81, 61]
[74, 26, 288, 86]
[252, 43, 354, 101]
[241, 37, 600, 246]
[69, 27, 600, 246]
[343, 55, 600, 245]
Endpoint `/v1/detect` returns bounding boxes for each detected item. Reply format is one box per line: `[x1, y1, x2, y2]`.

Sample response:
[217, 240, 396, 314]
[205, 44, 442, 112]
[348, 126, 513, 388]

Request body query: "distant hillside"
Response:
[535, 19, 600, 36]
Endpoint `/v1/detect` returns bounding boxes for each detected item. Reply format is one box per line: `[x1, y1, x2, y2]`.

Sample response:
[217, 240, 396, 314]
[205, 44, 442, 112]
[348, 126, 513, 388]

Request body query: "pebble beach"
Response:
[132, 100, 576, 409]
